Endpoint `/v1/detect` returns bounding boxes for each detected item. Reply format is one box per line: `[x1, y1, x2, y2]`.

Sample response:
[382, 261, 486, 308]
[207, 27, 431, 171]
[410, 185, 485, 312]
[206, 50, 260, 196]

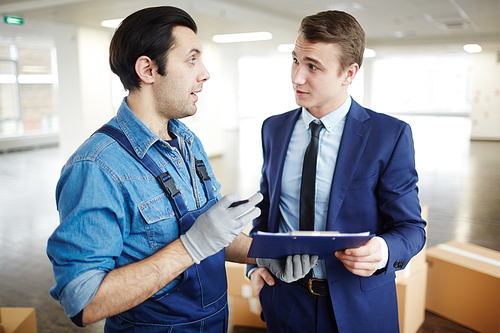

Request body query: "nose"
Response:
[291, 65, 305, 85]
[199, 62, 210, 82]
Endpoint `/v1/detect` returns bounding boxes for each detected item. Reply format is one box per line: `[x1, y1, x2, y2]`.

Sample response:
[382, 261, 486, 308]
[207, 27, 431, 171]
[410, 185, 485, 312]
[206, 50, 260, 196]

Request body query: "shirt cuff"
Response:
[59, 269, 107, 318]
[246, 267, 258, 279]
[374, 236, 389, 269]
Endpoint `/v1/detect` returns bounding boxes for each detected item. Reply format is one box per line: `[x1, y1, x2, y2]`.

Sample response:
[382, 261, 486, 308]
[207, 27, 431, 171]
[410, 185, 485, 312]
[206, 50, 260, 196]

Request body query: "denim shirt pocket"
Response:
[138, 194, 179, 250]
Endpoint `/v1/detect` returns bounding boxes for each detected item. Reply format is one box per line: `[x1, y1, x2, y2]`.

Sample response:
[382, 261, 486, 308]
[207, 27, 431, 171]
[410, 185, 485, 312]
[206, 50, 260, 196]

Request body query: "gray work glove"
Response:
[181, 192, 263, 264]
[256, 254, 319, 283]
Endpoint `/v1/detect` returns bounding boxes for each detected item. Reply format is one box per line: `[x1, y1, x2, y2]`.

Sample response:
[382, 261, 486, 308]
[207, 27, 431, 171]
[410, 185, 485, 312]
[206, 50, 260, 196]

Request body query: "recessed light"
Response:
[212, 31, 272, 43]
[101, 18, 123, 29]
[463, 44, 482, 54]
[327, 2, 364, 12]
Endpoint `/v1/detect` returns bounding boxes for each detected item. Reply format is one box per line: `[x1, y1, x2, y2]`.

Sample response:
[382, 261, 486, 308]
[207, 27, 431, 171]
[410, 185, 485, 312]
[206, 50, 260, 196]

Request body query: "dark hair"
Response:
[109, 6, 197, 92]
[299, 10, 365, 73]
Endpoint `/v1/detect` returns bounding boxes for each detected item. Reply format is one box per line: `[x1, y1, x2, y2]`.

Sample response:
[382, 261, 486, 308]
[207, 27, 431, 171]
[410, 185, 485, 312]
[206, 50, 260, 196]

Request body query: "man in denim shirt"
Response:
[46, 7, 267, 332]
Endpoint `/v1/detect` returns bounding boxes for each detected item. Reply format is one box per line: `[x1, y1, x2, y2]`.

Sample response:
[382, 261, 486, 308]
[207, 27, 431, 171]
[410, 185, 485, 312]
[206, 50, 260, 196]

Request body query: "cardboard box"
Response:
[426, 241, 500, 333]
[229, 296, 266, 328]
[394, 204, 428, 333]
[0, 308, 37, 333]
[396, 264, 428, 333]
[226, 262, 257, 298]
[226, 263, 266, 328]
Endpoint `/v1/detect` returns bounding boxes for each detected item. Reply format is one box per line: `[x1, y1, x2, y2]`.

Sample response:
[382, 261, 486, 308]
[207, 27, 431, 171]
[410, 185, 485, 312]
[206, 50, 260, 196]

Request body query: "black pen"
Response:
[229, 199, 249, 208]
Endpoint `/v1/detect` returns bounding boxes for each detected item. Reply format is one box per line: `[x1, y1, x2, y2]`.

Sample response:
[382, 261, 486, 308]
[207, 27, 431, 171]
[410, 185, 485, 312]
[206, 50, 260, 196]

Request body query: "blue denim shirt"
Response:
[47, 98, 221, 318]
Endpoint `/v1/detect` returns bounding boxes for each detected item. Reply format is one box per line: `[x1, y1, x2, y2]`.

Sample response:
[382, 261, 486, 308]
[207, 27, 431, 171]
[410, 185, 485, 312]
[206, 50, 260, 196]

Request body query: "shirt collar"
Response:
[301, 96, 351, 133]
[115, 97, 194, 158]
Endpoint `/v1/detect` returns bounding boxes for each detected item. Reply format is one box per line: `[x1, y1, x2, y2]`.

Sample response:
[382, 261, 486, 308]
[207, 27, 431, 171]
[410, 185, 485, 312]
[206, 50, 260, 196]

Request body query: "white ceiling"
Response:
[0, 0, 499, 49]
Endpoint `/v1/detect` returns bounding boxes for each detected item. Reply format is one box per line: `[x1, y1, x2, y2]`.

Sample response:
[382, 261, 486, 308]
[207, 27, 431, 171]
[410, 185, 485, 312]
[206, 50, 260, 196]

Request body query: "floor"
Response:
[1, 115, 498, 332]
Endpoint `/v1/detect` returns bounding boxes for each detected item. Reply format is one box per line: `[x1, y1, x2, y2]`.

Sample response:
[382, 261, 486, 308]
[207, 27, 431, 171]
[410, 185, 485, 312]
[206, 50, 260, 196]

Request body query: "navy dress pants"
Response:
[259, 278, 339, 333]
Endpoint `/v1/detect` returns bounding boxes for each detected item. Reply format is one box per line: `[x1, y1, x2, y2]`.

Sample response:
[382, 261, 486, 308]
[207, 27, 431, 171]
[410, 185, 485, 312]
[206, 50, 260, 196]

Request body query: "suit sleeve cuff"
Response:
[374, 236, 389, 269]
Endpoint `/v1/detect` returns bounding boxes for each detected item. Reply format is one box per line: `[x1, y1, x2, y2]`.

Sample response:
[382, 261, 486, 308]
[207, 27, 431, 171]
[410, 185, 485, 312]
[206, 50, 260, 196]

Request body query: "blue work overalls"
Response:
[98, 126, 228, 333]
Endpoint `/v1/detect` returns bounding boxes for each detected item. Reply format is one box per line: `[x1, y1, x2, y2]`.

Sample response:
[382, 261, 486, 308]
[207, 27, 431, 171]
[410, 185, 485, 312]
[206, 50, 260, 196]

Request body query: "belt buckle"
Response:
[308, 278, 324, 296]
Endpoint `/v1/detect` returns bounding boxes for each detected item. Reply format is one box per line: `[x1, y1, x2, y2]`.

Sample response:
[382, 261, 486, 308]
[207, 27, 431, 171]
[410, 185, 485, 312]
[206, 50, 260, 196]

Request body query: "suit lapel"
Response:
[268, 109, 301, 231]
[326, 101, 371, 230]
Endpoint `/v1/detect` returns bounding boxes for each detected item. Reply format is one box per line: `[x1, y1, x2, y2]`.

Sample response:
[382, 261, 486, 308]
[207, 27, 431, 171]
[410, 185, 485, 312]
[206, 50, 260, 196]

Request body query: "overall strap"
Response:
[194, 159, 214, 201]
[95, 125, 188, 216]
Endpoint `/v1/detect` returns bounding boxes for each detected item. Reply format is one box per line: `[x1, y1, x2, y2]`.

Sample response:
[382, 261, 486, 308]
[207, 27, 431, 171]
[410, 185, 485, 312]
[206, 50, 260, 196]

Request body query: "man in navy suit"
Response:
[247, 10, 426, 333]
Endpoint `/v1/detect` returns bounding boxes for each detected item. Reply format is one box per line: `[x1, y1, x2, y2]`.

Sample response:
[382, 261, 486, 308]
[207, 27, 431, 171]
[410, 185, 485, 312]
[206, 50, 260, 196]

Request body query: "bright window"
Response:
[0, 43, 58, 137]
[369, 51, 472, 115]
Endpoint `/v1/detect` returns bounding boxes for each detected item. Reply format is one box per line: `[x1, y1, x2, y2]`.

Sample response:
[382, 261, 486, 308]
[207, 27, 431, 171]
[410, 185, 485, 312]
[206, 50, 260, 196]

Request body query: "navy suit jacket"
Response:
[249, 100, 426, 332]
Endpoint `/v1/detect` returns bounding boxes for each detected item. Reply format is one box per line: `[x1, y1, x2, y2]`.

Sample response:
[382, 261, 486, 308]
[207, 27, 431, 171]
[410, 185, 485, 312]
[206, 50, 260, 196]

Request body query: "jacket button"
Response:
[394, 261, 404, 268]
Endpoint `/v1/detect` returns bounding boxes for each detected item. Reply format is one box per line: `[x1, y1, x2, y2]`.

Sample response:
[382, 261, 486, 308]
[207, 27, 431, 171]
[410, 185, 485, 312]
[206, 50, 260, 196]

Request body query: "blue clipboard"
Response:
[247, 231, 373, 259]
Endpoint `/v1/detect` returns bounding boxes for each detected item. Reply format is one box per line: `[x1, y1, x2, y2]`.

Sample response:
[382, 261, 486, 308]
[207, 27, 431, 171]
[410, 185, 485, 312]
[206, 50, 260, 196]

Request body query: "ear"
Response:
[343, 63, 359, 86]
[135, 56, 156, 85]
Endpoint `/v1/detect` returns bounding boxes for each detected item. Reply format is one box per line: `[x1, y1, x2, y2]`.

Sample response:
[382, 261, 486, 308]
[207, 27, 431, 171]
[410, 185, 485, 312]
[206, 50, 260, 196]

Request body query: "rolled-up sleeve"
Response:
[47, 159, 126, 317]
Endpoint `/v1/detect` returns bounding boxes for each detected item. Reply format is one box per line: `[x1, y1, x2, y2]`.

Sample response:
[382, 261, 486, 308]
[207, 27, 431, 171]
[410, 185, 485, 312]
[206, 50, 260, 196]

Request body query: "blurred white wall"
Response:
[54, 23, 114, 160]
[470, 50, 500, 140]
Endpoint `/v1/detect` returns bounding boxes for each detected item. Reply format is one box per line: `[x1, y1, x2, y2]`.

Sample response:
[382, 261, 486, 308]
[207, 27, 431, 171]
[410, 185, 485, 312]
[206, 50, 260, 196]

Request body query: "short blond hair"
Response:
[299, 10, 365, 73]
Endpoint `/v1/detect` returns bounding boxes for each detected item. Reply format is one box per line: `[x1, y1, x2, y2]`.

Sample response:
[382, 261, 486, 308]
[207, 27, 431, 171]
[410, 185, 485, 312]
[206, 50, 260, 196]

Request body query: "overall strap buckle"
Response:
[195, 160, 210, 181]
[157, 172, 179, 197]
[194, 159, 215, 201]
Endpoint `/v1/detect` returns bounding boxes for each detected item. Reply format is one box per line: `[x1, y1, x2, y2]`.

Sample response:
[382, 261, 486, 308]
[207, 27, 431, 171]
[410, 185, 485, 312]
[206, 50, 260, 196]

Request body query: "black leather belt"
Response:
[296, 277, 329, 296]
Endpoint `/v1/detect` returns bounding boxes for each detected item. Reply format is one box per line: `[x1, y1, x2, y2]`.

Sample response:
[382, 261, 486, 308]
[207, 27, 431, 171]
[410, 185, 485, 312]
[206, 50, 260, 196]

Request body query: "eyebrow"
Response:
[188, 48, 202, 56]
[292, 51, 323, 67]
[304, 57, 322, 67]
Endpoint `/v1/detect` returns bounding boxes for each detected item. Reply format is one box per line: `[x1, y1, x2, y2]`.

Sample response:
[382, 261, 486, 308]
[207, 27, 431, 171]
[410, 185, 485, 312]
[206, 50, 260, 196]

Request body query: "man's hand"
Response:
[256, 254, 318, 283]
[180, 193, 263, 264]
[335, 237, 382, 277]
[250, 267, 275, 295]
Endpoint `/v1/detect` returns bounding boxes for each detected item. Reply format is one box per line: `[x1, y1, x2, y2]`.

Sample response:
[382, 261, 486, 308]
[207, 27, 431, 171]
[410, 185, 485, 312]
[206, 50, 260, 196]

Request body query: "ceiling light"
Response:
[364, 48, 376, 58]
[327, 2, 364, 12]
[212, 31, 272, 43]
[463, 44, 482, 54]
[278, 44, 295, 53]
[101, 18, 123, 29]
[394, 31, 405, 38]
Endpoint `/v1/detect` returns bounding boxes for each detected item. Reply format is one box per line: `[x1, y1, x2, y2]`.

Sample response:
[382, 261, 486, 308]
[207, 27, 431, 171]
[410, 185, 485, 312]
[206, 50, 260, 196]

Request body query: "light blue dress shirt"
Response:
[279, 97, 351, 278]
